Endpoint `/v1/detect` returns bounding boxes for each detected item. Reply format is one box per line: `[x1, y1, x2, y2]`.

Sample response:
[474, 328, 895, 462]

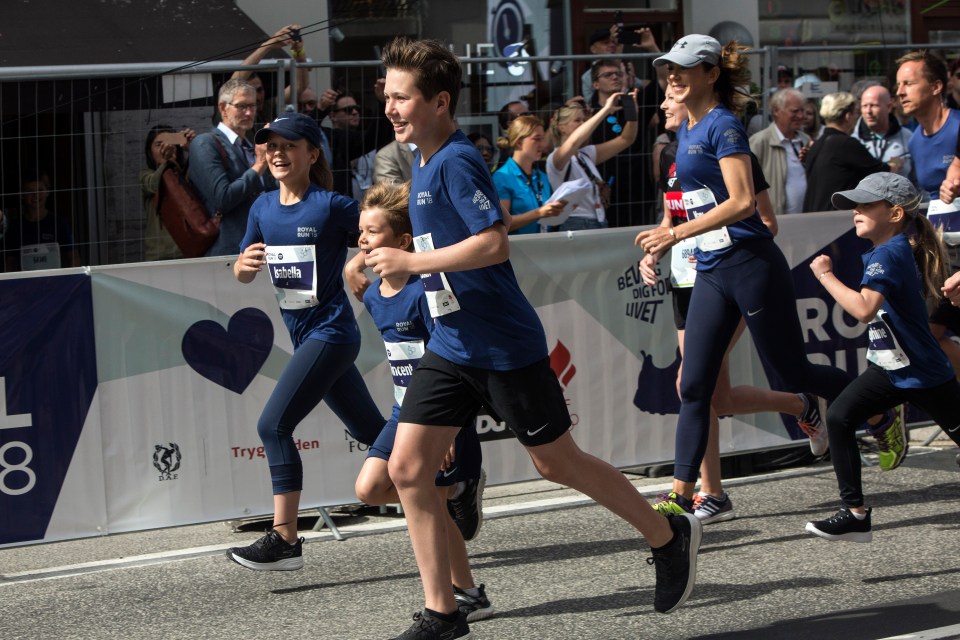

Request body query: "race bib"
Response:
[20, 242, 61, 271]
[413, 233, 461, 318]
[669, 237, 698, 287]
[865, 311, 910, 371]
[265, 245, 318, 309]
[926, 198, 960, 246]
[384, 339, 425, 406]
[682, 188, 732, 252]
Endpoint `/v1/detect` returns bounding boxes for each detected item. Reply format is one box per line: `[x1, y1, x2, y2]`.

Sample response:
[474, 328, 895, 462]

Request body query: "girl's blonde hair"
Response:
[496, 114, 544, 152]
[360, 181, 412, 244]
[549, 103, 586, 147]
[902, 194, 951, 299]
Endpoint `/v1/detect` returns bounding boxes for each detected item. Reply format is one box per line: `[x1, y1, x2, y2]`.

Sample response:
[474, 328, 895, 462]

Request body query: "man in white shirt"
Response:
[749, 88, 810, 215]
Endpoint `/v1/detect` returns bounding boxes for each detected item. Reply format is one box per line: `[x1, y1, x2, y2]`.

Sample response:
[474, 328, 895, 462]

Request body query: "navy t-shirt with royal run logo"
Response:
[409, 130, 547, 370]
[241, 184, 361, 348]
[675, 106, 772, 270]
[860, 232, 954, 389]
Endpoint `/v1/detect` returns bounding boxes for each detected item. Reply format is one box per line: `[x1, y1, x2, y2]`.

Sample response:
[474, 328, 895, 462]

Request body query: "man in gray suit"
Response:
[749, 88, 810, 216]
[373, 140, 416, 185]
[189, 78, 275, 257]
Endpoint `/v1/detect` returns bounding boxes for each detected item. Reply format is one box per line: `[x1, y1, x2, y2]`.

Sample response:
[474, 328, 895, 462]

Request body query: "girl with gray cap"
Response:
[807, 172, 960, 542]
[636, 35, 853, 516]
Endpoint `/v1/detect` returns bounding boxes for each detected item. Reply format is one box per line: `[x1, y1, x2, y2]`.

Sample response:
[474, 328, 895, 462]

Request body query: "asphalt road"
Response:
[2, 446, 960, 640]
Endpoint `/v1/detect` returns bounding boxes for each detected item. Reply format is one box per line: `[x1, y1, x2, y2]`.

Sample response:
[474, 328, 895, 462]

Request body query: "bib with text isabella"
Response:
[413, 233, 461, 318]
[682, 187, 732, 252]
[265, 245, 319, 309]
[865, 310, 910, 371]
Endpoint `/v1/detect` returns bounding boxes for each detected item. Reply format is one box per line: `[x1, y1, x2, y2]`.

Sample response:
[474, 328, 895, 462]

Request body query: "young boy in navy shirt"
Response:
[360, 37, 701, 639]
[353, 181, 493, 623]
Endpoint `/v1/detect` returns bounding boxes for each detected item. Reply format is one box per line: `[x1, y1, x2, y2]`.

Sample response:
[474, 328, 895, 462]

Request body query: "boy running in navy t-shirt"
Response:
[362, 38, 701, 639]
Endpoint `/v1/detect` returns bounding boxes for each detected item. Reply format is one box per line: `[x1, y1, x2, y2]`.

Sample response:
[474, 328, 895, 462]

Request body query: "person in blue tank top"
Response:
[492, 115, 566, 235]
[360, 37, 700, 640]
[225, 113, 385, 572]
[637, 35, 854, 517]
[806, 172, 960, 542]
[353, 181, 494, 623]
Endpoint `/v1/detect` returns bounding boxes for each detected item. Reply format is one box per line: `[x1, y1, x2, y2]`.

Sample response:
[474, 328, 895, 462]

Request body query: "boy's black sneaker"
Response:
[805, 507, 872, 542]
[392, 609, 472, 640]
[647, 513, 701, 614]
[453, 584, 495, 622]
[447, 468, 485, 542]
[226, 529, 304, 571]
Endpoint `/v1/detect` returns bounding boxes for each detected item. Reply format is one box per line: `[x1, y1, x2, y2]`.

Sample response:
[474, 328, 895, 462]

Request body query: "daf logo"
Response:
[153, 443, 181, 481]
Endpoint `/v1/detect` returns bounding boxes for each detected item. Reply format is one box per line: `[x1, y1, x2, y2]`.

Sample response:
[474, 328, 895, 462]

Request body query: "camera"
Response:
[613, 11, 644, 46]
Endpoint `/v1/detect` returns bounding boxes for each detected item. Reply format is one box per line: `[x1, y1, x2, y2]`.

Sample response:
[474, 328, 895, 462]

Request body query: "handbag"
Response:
[154, 135, 229, 258]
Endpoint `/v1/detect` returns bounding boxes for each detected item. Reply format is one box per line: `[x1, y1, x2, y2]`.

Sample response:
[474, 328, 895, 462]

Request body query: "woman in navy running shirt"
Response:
[226, 113, 384, 571]
[637, 35, 852, 515]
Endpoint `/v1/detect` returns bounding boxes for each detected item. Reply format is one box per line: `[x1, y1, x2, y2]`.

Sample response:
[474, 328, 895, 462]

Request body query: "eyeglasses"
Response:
[333, 105, 360, 114]
[598, 71, 625, 80]
[229, 102, 257, 112]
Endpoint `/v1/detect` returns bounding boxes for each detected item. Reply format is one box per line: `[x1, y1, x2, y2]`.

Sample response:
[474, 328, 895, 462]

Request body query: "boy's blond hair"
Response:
[381, 38, 462, 117]
[361, 181, 413, 247]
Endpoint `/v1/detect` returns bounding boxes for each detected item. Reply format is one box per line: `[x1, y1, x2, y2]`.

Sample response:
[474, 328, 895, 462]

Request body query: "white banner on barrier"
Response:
[1, 212, 877, 546]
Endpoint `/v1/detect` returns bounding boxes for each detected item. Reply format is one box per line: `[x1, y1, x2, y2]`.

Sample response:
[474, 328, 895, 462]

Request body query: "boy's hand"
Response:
[365, 246, 412, 279]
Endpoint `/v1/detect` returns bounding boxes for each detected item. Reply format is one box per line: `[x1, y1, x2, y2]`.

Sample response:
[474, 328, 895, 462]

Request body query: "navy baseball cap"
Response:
[654, 34, 722, 68]
[831, 172, 920, 212]
[254, 112, 322, 149]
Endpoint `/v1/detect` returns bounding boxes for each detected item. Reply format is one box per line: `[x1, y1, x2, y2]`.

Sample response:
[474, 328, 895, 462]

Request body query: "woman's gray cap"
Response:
[653, 35, 721, 68]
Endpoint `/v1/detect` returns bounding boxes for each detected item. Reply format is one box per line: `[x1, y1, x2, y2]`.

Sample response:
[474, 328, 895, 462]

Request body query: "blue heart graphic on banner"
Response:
[181, 307, 274, 394]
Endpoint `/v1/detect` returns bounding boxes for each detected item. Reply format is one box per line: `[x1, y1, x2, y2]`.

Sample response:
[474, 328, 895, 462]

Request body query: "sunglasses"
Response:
[598, 71, 625, 80]
[333, 105, 360, 114]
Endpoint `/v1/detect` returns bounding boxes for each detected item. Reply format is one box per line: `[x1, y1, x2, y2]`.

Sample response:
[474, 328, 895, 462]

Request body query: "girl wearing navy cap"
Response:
[636, 35, 853, 516]
[806, 172, 960, 542]
[227, 112, 385, 570]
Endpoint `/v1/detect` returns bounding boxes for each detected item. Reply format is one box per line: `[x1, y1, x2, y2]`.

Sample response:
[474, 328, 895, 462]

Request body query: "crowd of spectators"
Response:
[2, 24, 960, 271]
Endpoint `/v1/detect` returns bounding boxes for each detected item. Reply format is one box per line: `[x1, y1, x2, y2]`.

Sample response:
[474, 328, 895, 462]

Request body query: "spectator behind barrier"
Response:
[896, 50, 959, 199]
[749, 88, 810, 215]
[189, 78, 274, 257]
[802, 92, 888, 212]
[228, 24, 308, 136]
[317, 80, 394, 198]
[579, 28, 619, 101]
[851, 86, 913, 181]
[140, 125, 198, 261]
[588, 57, 663, 227]
[467, 132, 495, 171]
[4, 170, 80, 272]
[373, 140, 416, 185]
[332, 93, 376, 200]
[802, 98, 824, 141]
[947, 58, 960, 110]
[493, 114, 566, 235]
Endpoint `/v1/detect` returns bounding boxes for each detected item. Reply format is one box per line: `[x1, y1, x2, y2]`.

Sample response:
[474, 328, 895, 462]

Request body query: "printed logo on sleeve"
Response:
[865, 262, 885, 277]
[472, 190, 493, 211]
[723, 128, 742, 145]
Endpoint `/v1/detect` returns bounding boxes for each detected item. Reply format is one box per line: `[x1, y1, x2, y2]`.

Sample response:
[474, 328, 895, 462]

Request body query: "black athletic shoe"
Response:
[226, 529, 304, 571]
[447, 468, 485, 542]
[454, 584, 495, 622]
[392, 609, 472, 640]
[805, 507, 872, 542]
[647, 513, 701, 614]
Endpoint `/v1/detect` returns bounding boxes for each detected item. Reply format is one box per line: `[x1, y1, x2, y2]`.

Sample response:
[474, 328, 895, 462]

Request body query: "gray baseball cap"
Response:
[831, 172, 920, 211]
[653, 35, 722, 68]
